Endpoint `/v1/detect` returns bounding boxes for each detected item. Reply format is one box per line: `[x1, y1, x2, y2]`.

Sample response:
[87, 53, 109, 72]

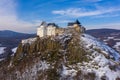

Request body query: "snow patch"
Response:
[114, 42, 120, 53]
[11, 47, 17, 56]
[0, 58, 4, 61]
[12, 47, 17, 53]
[108, 37, 114, 39]
[81, 34, 120, 61]
[0, 47, 6, 61]
[15, 61, 50, 79]
[62, 65, 77, 77]
[22, 38, 37, 45]
[114, 42, 120, 48]
[114, 39, 120, 41]
[0, 47, 6, 55]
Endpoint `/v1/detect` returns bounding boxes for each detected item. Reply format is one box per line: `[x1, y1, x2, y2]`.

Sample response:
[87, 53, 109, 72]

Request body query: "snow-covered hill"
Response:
[80, 34, 120, 80]
[81, 34, 120, 61]
[0, 47, 6, 61]
[87, 29, 120, 53]
[0, 47, 16, 61]
[0, 32, 120, 80]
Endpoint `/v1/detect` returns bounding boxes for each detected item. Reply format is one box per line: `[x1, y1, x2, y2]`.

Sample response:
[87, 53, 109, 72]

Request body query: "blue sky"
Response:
[0, 0, 120, 33]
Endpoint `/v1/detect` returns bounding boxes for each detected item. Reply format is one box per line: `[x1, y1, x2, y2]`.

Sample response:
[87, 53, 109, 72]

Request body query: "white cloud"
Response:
[52, 7, 120, 18]
[93, 14, 120, 18]
[0, 0, 39, 33]
[51, 19, 72, 24]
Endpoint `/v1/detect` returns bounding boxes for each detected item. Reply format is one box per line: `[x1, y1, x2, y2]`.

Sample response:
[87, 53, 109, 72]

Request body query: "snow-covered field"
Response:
[0, 47, 5, 55]
[81, 34, 120, 61]
[113, 42, 120, 53]
[102, 36, 120, 53]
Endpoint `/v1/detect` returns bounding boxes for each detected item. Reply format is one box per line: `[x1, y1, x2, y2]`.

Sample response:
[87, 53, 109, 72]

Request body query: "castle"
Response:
[37, 20, 85, 37]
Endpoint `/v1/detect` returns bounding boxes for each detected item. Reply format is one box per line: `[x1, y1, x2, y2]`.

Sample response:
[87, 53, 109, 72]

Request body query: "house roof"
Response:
[47, 23, 59, 28]
[68, 23, 75, 26]
[67, 20, 81, 26]
[75, 19, 80, 24]
[40, 21, 47, 26]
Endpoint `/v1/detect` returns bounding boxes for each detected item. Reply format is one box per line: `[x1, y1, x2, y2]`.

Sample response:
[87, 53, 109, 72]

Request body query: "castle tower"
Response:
[37, 21, 47, 37]
[47, 23, 58, 36]
[37, 22, 59, 37]
[67, 20, 82, 33]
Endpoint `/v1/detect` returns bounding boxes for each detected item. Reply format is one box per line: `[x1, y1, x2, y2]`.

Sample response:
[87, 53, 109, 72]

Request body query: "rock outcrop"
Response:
[0, 30, 120, 80]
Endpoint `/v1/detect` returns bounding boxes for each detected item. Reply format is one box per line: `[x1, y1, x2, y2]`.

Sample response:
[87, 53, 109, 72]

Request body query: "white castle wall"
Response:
[37, 25, 56, 37]
[37, 26, 47, 37]
[47, 26, 56, 36]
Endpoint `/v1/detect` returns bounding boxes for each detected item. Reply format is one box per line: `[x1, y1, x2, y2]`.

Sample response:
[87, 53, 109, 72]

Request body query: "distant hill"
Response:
[0, 30, 35, 38]
[86, 28, 120, 53]
[86, 28, 120, 37]
[0, 30, 36, 48]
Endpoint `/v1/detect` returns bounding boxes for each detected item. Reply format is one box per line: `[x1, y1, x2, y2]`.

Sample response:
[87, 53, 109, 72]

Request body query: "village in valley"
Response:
[37, 20, 86, 37]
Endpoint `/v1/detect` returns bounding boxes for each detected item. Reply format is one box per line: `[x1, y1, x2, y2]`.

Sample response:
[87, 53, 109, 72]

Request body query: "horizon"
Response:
[1, 28, 120, 34]
[0, 0, 120, 33]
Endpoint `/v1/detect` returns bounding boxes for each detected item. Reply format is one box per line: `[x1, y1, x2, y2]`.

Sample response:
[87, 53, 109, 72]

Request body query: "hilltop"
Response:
[0, 29, 120, 80]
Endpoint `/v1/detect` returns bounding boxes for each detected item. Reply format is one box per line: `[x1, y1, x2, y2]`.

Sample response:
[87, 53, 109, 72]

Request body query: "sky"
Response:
[0, 0, 120, 33]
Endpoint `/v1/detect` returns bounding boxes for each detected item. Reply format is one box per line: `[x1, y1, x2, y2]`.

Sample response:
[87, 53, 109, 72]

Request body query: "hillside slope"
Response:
[86, 29, 120, 53]
[0, 31, 120, 80]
